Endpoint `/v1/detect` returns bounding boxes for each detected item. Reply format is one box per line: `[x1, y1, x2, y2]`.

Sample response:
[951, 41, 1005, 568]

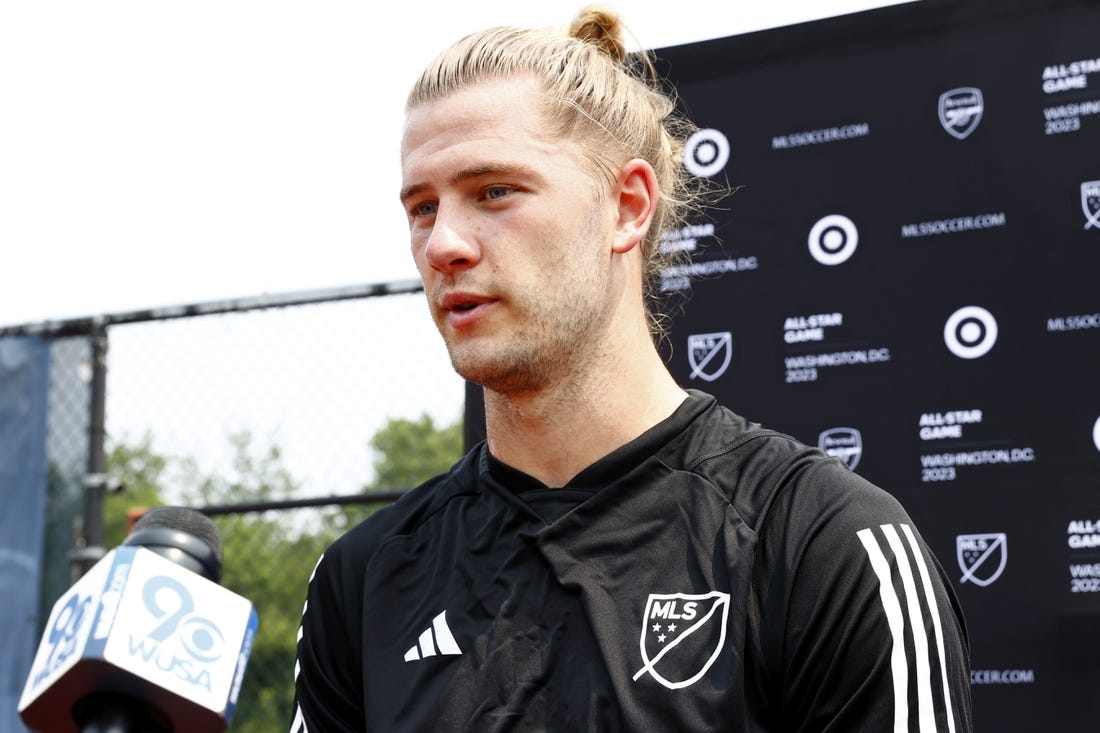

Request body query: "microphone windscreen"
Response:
[124, 506, 223, 583]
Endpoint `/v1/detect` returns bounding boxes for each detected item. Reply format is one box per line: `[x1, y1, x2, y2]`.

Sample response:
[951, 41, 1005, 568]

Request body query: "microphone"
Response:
[18, 506, 259, 733]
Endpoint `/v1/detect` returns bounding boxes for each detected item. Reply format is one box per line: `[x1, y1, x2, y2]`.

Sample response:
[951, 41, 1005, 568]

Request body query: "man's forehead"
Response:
[399, 84, 588, 192]
[401, 77, 552, 151]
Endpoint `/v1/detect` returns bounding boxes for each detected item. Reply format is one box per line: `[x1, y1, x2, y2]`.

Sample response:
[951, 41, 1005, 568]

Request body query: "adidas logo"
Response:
[403, 610, 462, 662]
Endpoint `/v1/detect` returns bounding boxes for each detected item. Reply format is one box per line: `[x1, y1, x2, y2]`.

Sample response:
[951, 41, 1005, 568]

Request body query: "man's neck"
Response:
[482, 349, 688, 487]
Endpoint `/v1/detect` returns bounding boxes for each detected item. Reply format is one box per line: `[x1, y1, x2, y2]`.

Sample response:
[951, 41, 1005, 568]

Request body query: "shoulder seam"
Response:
[387, 477, 481, 539]
[683, 429, 792, 473]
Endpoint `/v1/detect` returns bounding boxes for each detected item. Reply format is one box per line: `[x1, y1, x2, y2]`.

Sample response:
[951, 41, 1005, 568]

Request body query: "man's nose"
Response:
[424, 208, 481, 274]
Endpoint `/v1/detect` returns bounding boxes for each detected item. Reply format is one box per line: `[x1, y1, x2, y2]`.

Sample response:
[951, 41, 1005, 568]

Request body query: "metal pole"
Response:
[70, 323, 109, 581]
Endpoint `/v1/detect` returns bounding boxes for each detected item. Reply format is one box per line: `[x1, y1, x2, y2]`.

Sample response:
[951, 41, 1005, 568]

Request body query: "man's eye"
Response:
[484, 186, 511, 201]
[412, 201, 437, 217]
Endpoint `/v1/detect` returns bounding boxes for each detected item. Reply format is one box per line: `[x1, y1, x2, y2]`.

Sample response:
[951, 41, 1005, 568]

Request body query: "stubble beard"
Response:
[438, 248, 609, 396]
[442, 288, 604, 396]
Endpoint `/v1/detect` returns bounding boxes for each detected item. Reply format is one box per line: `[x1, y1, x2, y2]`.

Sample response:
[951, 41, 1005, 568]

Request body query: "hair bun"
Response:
[568, 6, 627, 64]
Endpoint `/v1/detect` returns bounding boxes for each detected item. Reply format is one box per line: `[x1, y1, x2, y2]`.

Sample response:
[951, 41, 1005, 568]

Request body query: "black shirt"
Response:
[291, 390, 972, 731]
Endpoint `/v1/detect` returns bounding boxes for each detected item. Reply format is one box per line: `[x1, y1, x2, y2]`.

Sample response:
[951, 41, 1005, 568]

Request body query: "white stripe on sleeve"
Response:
[289, 704, 307, 733]
[857, 527, 910, 733]
[900, 523, 957, 733]
[881, 524, 935, 733]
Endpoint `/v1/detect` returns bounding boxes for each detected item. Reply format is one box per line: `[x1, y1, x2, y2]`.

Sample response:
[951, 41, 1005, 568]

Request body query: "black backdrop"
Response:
[465, 0, 1100, 729]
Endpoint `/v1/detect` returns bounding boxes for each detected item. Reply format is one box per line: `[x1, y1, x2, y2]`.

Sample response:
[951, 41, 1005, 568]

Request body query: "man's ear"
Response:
[612, 159, 659, 255]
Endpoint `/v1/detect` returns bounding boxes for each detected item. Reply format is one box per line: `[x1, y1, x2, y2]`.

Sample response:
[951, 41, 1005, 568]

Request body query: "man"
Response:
[291, 7, 973, 731]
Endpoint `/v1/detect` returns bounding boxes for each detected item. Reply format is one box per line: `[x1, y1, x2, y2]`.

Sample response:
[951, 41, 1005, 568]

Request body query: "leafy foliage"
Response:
[103, 432, 168, 547]
[367, 412, 464, 489]
[340, 412, 463, 528]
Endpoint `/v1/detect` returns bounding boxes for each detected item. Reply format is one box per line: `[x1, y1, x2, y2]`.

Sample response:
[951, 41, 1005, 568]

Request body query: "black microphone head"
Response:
[123, 506, 223, 583]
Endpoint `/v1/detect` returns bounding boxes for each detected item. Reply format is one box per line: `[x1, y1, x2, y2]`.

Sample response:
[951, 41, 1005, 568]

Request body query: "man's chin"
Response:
[449, 352, 541, 395]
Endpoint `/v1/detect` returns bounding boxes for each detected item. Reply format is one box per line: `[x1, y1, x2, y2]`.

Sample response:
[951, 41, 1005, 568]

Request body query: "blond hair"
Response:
[406, 6, 706, 339]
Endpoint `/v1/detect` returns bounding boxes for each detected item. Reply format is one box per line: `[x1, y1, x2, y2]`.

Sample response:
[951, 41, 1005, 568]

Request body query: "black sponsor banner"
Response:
[655, 0, 1100, 729]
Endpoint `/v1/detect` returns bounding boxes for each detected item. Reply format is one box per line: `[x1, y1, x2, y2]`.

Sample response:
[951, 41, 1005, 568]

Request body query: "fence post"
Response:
[69, 322, 109, 582]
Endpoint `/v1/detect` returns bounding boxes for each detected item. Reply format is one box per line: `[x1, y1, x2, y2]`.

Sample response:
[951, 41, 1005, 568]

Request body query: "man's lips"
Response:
[441, 292, 489, 309]
[439, 292, 497, 327]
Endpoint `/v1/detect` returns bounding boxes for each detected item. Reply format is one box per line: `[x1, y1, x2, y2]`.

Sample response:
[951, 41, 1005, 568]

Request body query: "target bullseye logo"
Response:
[944, 306, 998, 359]
[683, 128, 729, 178]
[808, 214, 859, 265]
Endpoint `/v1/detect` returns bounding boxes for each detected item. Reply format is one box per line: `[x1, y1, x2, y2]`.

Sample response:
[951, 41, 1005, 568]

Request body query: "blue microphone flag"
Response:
[18, 545, 258, 733]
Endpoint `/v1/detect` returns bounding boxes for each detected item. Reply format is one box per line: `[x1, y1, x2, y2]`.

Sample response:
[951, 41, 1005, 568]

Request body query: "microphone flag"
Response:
[18, 545, 258, 732]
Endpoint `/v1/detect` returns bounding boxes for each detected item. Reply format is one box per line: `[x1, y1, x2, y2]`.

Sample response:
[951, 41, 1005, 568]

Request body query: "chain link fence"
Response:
[9, 282, 467, 732]
[41, 336, 92, 611]
[105, 286, 463, 502]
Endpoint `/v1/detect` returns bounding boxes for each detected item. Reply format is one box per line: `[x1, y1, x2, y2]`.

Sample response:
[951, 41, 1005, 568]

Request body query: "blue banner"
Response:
[0, 336, 51, 733]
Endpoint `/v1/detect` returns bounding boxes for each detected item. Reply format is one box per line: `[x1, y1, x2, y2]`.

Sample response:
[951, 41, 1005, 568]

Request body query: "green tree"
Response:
[103, 432, 167, 547]
[180, 431, 296, 507]
[368, 412, 464, 488]
[340, 412, 464, 527]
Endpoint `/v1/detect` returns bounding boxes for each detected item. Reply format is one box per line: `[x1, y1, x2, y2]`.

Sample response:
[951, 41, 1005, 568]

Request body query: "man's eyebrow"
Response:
[399, 163, 540, 204]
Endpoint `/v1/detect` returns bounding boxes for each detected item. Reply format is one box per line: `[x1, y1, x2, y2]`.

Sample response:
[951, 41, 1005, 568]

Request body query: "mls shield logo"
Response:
[1082, 180, 1100, 230]
[687, 332, 732, 382]
[939, 87, 984, 140]
[957, 533, 1007, 587]
[632, 592, 730, 690]
[819, 427, 863, 470]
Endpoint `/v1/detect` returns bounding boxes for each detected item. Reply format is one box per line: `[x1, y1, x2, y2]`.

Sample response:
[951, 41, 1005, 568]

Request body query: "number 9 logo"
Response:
[143, 575, 226, 663]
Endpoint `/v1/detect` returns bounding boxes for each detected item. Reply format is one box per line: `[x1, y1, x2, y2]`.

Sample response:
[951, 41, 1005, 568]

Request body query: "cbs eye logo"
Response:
[944, 306, 998, 359]
[143, 576, 226, 663]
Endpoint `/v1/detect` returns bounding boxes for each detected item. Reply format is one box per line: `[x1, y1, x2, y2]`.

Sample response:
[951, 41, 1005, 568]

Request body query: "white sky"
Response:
[0, 0, 912, 329]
